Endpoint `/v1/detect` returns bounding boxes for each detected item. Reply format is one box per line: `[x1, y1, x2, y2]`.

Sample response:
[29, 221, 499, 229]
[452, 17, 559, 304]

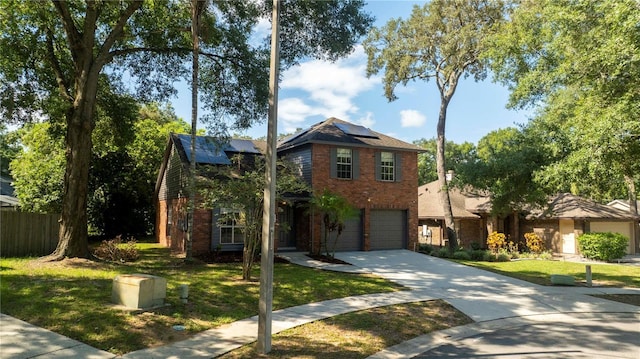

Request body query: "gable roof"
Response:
[528, 193, 640, 220]
[278, 117, 423, 152]
[418, 181, 480, 219]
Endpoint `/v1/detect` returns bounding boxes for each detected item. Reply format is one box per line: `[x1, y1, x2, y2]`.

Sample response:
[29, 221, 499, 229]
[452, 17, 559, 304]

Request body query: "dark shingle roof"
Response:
[173, 134, 265, 165]
[278, 117, 423, 152]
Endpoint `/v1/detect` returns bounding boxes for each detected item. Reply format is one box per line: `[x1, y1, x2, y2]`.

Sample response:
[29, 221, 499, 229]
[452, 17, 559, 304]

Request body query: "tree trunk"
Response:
[624, 175, 638, 215]
[436, 95, 458, 252]
[45, 88, 97, 260]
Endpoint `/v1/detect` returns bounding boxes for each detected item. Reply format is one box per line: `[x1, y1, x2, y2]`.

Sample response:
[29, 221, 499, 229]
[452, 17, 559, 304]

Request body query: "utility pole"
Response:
[257, 0, 280, 354]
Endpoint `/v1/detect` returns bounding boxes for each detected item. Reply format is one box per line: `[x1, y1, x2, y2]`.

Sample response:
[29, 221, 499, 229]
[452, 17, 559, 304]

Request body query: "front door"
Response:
[277, 205, 296, 249]
[559, 219, 575, 254]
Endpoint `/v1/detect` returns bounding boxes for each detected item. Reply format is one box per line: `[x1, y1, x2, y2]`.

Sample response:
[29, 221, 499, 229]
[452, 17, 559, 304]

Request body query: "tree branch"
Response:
[96, 0, 143, 67]
[51, 0, 82, 62]
[106, 46, 245, 69]
[45, 27, 73, 103]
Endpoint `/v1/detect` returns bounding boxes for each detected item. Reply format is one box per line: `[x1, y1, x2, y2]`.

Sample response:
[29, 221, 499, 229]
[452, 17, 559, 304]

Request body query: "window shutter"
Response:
[395, 153, 402, 182]
[353, 149, 360, 179]
[330, 148, 337, 178]
[374, 151, 381, 181]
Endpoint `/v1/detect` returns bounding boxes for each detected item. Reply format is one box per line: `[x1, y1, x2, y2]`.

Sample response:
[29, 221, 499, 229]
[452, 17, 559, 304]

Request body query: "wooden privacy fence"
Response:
[1, 211, 60, 257]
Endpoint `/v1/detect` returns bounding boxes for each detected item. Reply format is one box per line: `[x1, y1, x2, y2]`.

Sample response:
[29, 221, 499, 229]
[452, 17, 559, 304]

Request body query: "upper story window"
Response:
[379, 151, 395, 181]
[336, 148, 352, 179]
[376, 151, 402, 182]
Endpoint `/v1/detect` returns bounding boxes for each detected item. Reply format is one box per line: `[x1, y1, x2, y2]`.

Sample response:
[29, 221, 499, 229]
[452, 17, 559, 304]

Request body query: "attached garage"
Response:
[590, 221, 634, 254]
[370, 209, 406, 250]
[323, 213, 363, 252]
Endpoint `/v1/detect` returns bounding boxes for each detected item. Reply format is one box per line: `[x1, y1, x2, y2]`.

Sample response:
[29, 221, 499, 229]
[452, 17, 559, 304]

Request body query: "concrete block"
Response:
[112, 274, 167, 309]
[550, 274, 575, 286]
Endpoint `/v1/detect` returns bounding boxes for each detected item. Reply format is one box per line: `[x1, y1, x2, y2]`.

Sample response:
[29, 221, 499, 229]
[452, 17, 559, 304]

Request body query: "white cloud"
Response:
[278, 45, 379, 129]
[400, 109, 426, 128]
[357, 112, 376, 128]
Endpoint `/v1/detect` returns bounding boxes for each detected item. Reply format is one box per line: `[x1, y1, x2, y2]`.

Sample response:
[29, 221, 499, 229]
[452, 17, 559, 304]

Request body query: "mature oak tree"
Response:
[0, 0, 373, 259]
[484, 0, 640, 214]
[364, 0, 506, 250]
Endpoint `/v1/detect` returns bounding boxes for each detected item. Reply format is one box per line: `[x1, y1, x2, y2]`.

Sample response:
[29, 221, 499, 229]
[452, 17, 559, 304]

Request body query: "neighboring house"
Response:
[155, 117, 423, 255]
[0, 174, 19, 210]
[608, 199, 640, 213]
[155, 133, 266, 254]
[523, 193, 639, 255]
[418, 181, 639, 255]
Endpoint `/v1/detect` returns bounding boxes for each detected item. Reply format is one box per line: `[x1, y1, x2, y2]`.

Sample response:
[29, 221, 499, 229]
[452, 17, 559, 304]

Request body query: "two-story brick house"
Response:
[155, 117, 422, 255]
[278, 117, 422, 253]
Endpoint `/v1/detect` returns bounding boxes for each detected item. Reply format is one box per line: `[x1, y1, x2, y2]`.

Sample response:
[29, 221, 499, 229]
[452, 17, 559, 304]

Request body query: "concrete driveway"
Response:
[334, 250, 640, 359]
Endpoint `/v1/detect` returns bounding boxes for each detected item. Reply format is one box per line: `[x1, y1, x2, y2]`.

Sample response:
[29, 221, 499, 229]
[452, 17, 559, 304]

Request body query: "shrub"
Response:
[93, 235, 139, 262]
[470, 241, 482, 250]
[538, 251, 554, 260]
[496, 253, 511, 262]
[486, 232, 506, 253]
[578, 232, 628, 261]
[525, 232, 545, 254]
[470, 249, 488, 261]
[418, 244, 434, 254]
[452, 250, 471, 260]
[436, 247, 450, 258]
[482, 251, 496, 262]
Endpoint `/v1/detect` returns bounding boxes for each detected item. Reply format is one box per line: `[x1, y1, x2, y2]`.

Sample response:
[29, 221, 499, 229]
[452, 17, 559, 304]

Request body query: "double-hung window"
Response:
[379, 151, 395, 182]
[376, 151, 401, 182]
[219, 208, 245, 244]
[336, 148, 353, 179]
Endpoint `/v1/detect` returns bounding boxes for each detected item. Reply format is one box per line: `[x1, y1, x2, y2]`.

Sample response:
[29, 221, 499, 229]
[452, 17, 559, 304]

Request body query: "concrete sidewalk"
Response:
[2, 250, 639, 358]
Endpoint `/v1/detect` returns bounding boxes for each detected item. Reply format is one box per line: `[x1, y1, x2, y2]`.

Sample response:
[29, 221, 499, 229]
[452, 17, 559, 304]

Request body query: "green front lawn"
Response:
[0, 244, 403, 355]
[456, 258, 640, 288]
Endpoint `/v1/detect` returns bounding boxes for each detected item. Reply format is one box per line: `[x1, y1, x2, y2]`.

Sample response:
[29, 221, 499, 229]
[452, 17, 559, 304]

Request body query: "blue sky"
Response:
[171, 1, 532, 145]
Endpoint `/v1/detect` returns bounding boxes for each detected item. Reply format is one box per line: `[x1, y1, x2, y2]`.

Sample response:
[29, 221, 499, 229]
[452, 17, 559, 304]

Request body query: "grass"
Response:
[219, 300, 472, 359]
[454, 258, 640, 288]
[0, 243, 404, 355]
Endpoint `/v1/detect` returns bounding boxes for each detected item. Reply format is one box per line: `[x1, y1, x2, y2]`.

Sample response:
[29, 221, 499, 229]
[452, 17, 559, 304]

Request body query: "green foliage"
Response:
[578, 232, 628, 262]
[457, 127, 550, 216]
[496, 253, 511, 262]
[309, 189, 359, 258]
[12, 103, 188, 235]
[469, 249, 488, 261]
[417, 244, 434, 254]
[10, 122, 65, 213]
[525, 232, 545, 254]
[199, 155, 309, 280]
[436, 247, 450, 259]
[484, 0, 640, 204]
[92, 235, 139, 263]
[0, 124, 21, 177]
[486, 232, 506, 254]
[452, 250, 471, 260]
[414, 138, 477, 185]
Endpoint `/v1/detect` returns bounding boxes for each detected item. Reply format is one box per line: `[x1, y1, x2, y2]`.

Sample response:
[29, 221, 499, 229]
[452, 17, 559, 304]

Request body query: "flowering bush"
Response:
[486, 232, 506, 253]
[525, 232, 545, 254]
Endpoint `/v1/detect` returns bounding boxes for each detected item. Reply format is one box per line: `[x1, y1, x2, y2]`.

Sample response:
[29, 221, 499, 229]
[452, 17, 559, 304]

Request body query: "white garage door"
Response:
[370, 210, 406, 250]
[590, 221, 633, 254]
[322, 214, 362, 252]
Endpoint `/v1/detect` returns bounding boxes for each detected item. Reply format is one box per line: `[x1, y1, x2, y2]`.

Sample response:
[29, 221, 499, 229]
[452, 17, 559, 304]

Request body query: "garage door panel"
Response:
[370, 210, 405, 250]
[322, 214, 362, 252]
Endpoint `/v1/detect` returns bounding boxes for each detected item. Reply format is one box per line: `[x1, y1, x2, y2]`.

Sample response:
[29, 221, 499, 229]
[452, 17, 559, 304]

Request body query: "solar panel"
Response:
[279, 129, 309, 145]
[178, 134, 231, 165]
[334, 123, 379, 138]
[228, 139, 261, 154]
